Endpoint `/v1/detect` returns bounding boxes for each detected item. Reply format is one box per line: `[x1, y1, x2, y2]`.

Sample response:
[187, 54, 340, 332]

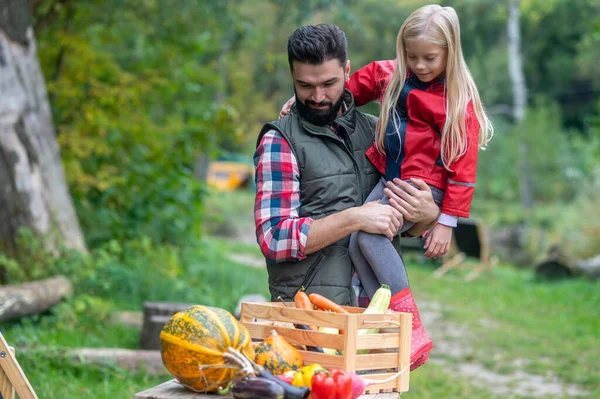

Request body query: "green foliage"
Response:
[3, 233, 268, 313]
[36, 1, 245, 248]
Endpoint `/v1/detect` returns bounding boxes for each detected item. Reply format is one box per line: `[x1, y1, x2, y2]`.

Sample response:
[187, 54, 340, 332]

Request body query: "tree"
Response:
[0, 0, 86, 272]
[507, 0, 534, 209]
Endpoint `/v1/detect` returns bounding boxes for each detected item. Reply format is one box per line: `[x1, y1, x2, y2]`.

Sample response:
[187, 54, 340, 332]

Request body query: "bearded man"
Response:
[254, 24, 439, 305]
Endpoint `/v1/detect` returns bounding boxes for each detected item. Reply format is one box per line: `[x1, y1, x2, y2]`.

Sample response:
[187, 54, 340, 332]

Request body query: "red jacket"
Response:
[346, 60, 480, 218]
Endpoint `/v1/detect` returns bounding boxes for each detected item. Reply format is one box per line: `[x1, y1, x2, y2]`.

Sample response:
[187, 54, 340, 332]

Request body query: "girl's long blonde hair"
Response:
[376, 4, 493, 169]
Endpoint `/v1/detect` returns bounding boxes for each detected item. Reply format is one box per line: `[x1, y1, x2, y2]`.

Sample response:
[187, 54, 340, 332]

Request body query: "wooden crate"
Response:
[240, 302, 412, 394]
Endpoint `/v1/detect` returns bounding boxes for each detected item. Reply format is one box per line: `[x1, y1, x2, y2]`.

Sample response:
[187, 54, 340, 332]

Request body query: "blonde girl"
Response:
[346, 4, 493, 370]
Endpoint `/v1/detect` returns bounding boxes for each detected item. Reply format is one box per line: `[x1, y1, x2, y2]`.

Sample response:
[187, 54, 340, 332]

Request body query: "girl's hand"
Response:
[424, 223, 452, 259]
[279, 96, 296, 118]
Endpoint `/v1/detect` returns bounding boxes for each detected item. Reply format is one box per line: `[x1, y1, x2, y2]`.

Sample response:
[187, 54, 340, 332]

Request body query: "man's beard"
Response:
[295, 90, 344, 126]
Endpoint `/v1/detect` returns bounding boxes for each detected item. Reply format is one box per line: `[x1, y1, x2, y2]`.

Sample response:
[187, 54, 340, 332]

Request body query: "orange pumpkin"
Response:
[159, 305, 255, 392]
[254, 329, 303, 375]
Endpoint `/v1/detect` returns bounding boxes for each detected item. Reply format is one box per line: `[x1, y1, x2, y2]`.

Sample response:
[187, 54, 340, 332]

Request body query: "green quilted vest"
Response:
[257, 90, 400, 305]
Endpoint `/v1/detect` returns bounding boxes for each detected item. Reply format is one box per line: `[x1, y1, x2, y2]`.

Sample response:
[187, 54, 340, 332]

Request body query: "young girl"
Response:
[346, 4, 493, 370]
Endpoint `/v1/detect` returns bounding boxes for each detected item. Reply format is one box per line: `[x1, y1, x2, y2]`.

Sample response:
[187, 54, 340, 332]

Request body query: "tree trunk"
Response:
[0, 275, 73, 322]
[0, 0, 87, 263]
[507, 0, 534, 209]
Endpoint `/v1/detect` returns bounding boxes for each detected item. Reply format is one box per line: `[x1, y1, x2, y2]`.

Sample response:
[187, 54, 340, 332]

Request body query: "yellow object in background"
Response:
[207, 161, 254, 192]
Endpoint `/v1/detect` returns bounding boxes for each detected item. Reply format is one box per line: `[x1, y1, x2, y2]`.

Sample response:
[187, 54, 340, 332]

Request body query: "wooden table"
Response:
[134, 380, 400, 399]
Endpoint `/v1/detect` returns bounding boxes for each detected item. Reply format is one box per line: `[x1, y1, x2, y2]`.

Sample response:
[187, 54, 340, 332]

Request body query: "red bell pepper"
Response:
[311, 369, 353, 399]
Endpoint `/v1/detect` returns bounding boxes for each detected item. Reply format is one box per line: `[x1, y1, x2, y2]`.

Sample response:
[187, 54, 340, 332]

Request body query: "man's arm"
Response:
[254, 130, 312, 263]
[304, 201, 403, 255]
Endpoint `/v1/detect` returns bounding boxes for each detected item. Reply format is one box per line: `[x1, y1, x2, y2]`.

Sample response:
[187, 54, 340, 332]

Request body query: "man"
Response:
[254, 24, 439, 305]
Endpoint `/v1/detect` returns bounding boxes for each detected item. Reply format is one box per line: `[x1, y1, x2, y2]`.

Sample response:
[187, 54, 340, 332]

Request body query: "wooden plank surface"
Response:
[134, 380, 401, 399]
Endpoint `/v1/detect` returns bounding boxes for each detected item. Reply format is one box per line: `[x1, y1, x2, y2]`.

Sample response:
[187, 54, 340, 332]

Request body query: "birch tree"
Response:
[507, 0, 534, 209]
[0, 0, 86, 266]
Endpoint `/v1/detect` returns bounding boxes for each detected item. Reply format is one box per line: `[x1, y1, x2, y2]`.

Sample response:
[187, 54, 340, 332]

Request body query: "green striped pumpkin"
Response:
[254, 329, 303, 375]
[159, 305, 255, 392]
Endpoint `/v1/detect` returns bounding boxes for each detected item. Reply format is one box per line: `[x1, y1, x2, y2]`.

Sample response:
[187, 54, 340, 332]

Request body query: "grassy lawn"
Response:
[407, 258, 600, 397]
[2, 189, 598, 398]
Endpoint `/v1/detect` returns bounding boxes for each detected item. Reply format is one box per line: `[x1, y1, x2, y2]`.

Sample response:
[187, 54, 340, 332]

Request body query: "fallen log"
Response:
[535, 247, 600, 280]
[0, 276, 73, 322]
[68, 348, 167, 375]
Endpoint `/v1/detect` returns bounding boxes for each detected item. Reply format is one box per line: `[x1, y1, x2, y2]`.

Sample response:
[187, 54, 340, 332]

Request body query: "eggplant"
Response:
[255, 365, 310, 399]
[231, 377, 285, 399]
[293, 324, 324, 353]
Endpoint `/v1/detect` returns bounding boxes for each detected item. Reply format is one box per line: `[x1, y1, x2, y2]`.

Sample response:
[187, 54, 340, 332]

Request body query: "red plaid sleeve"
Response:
[254, 130, 312, 263]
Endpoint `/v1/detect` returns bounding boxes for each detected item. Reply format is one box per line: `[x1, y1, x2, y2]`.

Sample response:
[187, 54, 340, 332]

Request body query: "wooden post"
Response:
[398, 312, 412, 393]
[0, 332, 38, 399]
[0, 346, 15, 399]
[343, 313, 357, 373]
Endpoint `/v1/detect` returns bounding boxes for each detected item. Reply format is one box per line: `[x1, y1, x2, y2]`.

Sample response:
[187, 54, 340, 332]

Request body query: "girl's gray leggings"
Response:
[349, 177, 444, 298]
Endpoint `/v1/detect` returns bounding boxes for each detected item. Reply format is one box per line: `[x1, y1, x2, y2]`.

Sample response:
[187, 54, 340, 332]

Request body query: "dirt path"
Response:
[419, 300, 589, 398]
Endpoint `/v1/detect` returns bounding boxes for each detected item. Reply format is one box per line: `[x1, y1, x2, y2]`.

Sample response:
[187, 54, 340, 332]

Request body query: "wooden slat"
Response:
[0, 333, 38, 399]
[298, 350, 346, 370]
[343, 309, 358, 372]
[241, 302, 350, 329]
[354, 353, 400, 370]
[244, 323, 346, 350]
[397, 312, 412, 392]
[0, 347, 15, 399]
[355, 332, 401, 350]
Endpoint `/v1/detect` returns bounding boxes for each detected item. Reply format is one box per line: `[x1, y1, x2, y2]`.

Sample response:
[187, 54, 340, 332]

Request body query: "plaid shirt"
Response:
[254, 129, 369, 307]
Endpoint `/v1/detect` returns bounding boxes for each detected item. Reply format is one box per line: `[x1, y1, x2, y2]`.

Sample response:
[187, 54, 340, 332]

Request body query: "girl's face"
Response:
[404, 38, 448, 83]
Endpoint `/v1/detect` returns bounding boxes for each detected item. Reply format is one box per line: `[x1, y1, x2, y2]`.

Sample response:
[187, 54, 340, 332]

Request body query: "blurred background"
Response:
[0, 0, 598, 398]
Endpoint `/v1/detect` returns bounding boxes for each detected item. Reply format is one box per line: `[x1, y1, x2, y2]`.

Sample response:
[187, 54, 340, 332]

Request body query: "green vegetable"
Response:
[357, 284, 391, 354]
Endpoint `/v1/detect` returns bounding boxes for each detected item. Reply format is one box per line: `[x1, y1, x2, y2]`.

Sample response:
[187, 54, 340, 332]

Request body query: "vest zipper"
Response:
[339, 134, 364, 204]
[299, 252, 325, 291]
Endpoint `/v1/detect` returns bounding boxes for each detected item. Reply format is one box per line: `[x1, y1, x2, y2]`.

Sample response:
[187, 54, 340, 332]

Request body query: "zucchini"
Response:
[357, 284, 391, 354]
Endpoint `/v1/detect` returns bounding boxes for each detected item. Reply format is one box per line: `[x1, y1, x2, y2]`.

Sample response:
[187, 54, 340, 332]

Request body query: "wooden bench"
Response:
[134, 379, 400, 399]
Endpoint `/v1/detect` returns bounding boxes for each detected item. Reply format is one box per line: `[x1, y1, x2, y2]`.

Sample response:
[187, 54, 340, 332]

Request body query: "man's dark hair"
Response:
[287, 24, 347, 70]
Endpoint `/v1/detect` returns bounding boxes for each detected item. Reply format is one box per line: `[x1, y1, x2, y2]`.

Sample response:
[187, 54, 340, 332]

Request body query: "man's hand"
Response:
[279, 96, 296, 118]
[304, 201, 402, 255]
[384, 178, 440, 224]
[357, 201, 403, 240]
[424, 223, 452, 258]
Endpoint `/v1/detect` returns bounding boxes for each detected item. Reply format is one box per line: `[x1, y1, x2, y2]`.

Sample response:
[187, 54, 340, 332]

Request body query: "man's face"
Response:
[291, 59, 349, 126]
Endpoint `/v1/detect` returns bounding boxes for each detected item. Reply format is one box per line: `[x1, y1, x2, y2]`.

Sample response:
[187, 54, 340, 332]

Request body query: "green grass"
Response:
[409, 363, 497, 399]
[7, 353, 167, 399]
[406, 259, 600, 396]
